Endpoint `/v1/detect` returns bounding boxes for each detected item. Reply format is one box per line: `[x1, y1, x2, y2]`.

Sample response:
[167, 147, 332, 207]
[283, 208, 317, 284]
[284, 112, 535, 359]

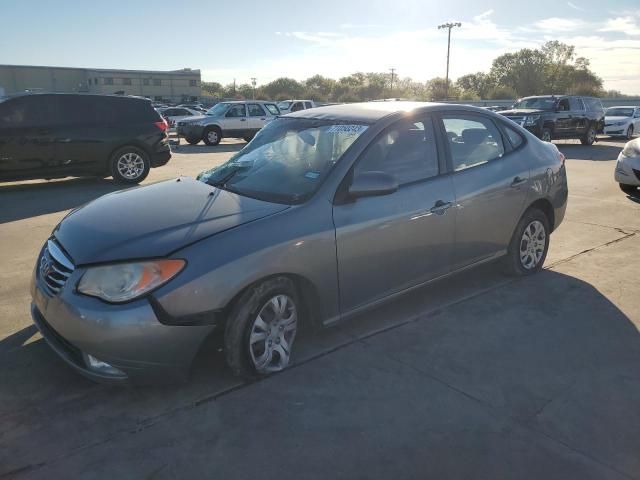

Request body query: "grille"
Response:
[504, 116, 526, 125]
[633, 169, 640, 182]
[39, 240, 74, 296]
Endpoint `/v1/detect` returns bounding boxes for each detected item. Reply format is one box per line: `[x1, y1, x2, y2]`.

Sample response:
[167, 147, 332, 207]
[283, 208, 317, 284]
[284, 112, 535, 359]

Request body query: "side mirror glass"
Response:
[348, 171, 398, 199]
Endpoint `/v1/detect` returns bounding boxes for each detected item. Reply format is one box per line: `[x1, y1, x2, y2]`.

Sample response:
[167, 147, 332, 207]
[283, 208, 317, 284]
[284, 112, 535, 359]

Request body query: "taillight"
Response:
[558, 150, 566, 165]
[154, 120, 168, 132]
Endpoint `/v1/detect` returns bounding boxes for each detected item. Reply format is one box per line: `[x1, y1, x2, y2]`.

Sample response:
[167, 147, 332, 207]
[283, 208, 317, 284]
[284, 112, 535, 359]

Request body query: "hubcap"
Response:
[249, 295, 298, 374]
[116, 152, 145, 180]
[519, 220, 546, 270]
[207, 131, 218, 143]
[588, 128, 595, 143]
[542, 131, 551, 142]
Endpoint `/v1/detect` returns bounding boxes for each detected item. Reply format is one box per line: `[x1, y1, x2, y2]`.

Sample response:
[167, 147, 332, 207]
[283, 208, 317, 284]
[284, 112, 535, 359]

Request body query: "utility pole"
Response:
[233, 78, 236, 97]
[438, 22, 461, 99]
[389, 68, 396, 98]
[251, 77, 257, 100]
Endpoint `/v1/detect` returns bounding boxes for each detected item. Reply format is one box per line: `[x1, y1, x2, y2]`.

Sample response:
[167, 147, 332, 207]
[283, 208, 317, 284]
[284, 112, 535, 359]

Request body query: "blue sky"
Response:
[1, 0, 639, 93]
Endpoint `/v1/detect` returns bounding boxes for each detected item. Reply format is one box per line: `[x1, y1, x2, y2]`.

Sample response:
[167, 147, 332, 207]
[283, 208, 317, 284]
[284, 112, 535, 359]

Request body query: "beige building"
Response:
[0, 64, 201, 103]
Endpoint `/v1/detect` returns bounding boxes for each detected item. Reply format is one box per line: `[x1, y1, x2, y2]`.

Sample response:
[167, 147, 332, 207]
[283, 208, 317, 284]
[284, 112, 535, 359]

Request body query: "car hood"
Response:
[54, 177, 289, 265]
[500, 109, 548, 116]
[605, 116, 631, 122]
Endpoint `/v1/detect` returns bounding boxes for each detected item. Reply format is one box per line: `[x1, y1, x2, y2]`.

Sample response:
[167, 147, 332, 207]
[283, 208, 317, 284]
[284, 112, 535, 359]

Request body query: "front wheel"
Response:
[580, 126, 596, 145]
[626, 125, 634, 140]
[203, 127, 222, 146]
[541, 128, 552, 142]
[620, 183, 637, 194]
[504, 208, 550, 276]
[224, 277, 300, 379]
[110, 147, 150, 184]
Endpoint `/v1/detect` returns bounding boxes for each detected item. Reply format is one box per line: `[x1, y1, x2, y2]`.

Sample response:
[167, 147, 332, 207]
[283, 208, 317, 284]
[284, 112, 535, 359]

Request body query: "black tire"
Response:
[504, 208, 551, 276]
[580, 125, 596, 145]
[224, 277, 301, 379]
[626, 125, 634, 140]
[619, 183, 637, 194]
[110, 146, 150, 184]
[541, 128, 552, 142]
[185, 136, 200, 145]
[243, 132, 256, 143]
[203, 126, 222, 146]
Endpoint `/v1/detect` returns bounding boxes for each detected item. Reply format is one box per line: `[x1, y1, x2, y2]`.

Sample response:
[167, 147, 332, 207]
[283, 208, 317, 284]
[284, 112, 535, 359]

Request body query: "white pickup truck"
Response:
[277, 99, 316, 114]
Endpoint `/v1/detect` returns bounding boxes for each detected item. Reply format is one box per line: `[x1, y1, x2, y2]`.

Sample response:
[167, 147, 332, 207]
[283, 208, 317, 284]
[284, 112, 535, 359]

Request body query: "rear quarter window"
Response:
[503, 124, 525, 149]
[265, 104, 280, 115]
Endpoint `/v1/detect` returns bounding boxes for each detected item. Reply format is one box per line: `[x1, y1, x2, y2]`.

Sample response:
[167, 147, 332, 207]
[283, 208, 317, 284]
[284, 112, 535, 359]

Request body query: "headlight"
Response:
[77, 259, 185, 303]
[524, 115, 541, 126]
[622, 140, 640, 158]
[614, 121, 626, 126]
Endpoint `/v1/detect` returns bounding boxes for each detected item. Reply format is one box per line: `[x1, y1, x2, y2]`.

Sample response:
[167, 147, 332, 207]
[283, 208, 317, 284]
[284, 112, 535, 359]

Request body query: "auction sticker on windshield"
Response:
[327, 124, 369, 136]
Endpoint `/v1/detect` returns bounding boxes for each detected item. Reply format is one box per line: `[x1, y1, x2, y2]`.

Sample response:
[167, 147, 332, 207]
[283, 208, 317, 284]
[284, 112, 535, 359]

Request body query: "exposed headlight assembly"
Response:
[524, 115, 541, 126]
[622, 139, 640, 158]
[77, 260, 185, 303]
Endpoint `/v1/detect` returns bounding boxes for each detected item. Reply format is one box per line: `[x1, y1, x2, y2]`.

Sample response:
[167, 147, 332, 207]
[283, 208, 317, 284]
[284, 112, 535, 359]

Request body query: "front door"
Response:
[0, 95, 58, 181]
[439, 113, 530, 269]
[224, 103, 248, 137]
[333, 115, 455, 313]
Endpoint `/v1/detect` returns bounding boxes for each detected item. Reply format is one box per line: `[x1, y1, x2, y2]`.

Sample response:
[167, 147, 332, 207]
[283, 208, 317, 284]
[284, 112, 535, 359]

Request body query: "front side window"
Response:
[290, 102, 304, 112]
[557, 99, 570, 111]
[197, 118, 369, 204]
[355, 117, 439, 184]
[569, 97, 584, 111]
[513, 97, 555, 110]
[248, 104, 266, 117]
[277, 101, 292, 110]
[304, 102, 313, 109]
[226, 104, 247, 118]
[442, 115, 505, 171]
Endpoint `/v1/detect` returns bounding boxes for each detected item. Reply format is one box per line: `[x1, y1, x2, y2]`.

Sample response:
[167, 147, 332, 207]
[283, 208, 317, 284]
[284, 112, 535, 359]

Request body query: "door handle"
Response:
[511, 176, 527, 188]
[430, 200, 453, 215]
[260, 118, 266, 120]
[240, 118, 247, 122]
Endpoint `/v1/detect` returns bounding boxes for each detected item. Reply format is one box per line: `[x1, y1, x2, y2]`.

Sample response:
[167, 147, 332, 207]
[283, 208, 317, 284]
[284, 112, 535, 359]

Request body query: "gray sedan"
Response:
[31, 102, 568, 384]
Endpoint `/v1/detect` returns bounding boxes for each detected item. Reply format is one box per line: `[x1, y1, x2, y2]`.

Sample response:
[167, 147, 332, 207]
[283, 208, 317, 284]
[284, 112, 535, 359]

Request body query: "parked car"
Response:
[161, 106, 202, 129]
[615, 137, 640, 194]
[177, 103, 207, 113]
[484, 105, 509, 112]
[0, 93, 170, 184]
[30, 102, 567, 384]
[177, 100, 281, 145]
[277, 99, 316, 114]
[604, 106, 640, 140]
[500, 95, 605, 145]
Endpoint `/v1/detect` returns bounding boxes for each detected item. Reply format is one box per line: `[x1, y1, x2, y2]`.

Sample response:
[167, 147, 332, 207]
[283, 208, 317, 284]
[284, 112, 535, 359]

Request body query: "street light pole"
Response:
[251, 77, 257, 100]
[389, 68, 396, 98]
[438, 22, 461, 99]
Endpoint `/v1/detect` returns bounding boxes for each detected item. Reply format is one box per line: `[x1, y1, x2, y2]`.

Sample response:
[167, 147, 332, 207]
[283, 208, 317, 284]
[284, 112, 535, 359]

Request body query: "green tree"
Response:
[426, 77, 459, 100]
[304, 75, 335, 101]
[262, 77, 305, 100]
[489, 48, 547, 97]
[456, 72, 493, 99]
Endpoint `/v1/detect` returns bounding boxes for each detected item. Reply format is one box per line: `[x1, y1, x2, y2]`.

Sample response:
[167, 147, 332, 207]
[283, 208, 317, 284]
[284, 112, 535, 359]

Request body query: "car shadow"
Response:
[170, 142, 245, 155]
[556, 142, 623, 161]
[0, 177, 136, 224]
[1, 267, 639, 477]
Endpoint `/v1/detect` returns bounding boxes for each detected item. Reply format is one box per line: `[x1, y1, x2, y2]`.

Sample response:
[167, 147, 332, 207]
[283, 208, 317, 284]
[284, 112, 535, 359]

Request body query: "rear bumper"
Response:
[151, 149, 171, 168]
[177, 124, 205, 139]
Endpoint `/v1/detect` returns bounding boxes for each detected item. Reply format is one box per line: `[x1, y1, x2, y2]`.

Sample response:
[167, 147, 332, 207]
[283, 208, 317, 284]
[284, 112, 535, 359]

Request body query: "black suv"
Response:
[0, 93, 171, 184]
[500, 95, 605, 145]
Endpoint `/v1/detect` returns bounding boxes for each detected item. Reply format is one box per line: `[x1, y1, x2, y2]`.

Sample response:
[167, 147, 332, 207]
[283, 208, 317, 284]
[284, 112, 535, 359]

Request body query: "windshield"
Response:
[277, 101, 292, 110]
[606, 107, 634, 117]
[197, 118, 369, 204]
[512, 97, 557, 110]
[205, 102, 231, 116]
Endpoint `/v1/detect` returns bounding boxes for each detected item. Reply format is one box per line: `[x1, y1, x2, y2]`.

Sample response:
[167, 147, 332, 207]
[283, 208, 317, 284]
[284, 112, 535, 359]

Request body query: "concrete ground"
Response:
[1, 138, 639, 479]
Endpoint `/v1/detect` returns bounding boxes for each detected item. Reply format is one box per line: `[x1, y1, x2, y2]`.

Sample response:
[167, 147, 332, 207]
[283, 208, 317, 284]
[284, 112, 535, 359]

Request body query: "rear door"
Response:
[247, 103, 268, 131]
[333, 115, 455, 312]
[223, 103, 248, 137]
[0, 95, 58, 180]
[554, 98, 573, 137]
[439, 112, 530, 269]
[569, 97, 588, 135]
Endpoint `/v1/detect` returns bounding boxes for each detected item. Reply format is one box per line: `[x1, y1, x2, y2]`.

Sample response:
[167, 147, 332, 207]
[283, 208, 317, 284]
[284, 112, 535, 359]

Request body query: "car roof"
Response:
[285, 101, 454, 124]
[2, 92, 151, 102]
[606, 105, 638, 109]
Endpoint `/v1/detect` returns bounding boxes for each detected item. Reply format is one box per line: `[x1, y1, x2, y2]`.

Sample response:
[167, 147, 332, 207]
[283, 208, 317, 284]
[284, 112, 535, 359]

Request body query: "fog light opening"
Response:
[83, 353, 125, 376]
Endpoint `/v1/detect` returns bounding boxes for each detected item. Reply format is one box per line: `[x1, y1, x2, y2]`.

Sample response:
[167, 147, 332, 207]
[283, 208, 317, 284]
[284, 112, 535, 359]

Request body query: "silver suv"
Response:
[177, 100, 280, 145]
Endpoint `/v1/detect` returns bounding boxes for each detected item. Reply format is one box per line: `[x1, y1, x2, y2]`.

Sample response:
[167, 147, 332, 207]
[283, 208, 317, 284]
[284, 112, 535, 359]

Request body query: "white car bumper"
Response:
[604, 124, 630, 136]
[615, 151, 640, 186]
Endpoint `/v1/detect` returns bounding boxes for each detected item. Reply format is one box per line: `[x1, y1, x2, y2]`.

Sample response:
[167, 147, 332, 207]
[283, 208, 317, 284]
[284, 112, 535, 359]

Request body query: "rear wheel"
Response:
[580, 126, 596, 145]
[504, 208, 550, 276]
[619, 183, 637, 194]
[626, 125, 634, 140]
[185, 136, 200, 145]
[203, 127, 222, 146]
[225, 277, 300, 379]
[110, 147, 150, 184]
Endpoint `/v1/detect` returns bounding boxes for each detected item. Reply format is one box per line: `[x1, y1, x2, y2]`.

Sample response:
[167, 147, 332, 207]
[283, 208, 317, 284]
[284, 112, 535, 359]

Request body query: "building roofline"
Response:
[0, 64, 200, 75]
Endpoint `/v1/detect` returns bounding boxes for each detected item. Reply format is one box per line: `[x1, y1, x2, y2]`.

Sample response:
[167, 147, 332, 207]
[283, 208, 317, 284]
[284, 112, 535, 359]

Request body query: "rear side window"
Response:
[569, 97, 584, 111]
[442, 115, 505, 171]
[304, 102, 313, 109]
[584, 97, 604, 112]
[291, 102, 304, 112]
[355, 117, 439, 185]
[226, 104, 247, 117]
[248, 104, 266, 117]
[109, 98, 158, 123]
[265, 104, 279, 115]
[0, 95, 56, 128]
[503, 125, 524, 149]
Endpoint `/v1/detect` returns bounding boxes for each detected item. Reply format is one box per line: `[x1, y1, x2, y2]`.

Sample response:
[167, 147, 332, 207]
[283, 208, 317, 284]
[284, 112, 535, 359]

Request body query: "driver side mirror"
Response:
[348, 171, 398, 199]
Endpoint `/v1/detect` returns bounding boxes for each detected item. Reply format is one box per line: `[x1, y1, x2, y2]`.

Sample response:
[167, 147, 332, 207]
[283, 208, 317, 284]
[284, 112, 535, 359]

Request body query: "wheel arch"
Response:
[524, 198, 556, 232]
[106, 143, 151, 172]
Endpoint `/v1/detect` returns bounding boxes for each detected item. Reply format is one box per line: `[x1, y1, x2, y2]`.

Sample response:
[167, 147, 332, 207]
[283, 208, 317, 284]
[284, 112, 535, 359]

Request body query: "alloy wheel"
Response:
[116, 152, 145, 180]
[248, 295, 298, 374]
[207, 130, 219, 144]
[519, 220, 546, 270]
[542, 130, 551, 142]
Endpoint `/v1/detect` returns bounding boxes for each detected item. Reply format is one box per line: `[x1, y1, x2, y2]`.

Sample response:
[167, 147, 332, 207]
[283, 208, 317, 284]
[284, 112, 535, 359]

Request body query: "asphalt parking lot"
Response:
[1, 138, 639, 479]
